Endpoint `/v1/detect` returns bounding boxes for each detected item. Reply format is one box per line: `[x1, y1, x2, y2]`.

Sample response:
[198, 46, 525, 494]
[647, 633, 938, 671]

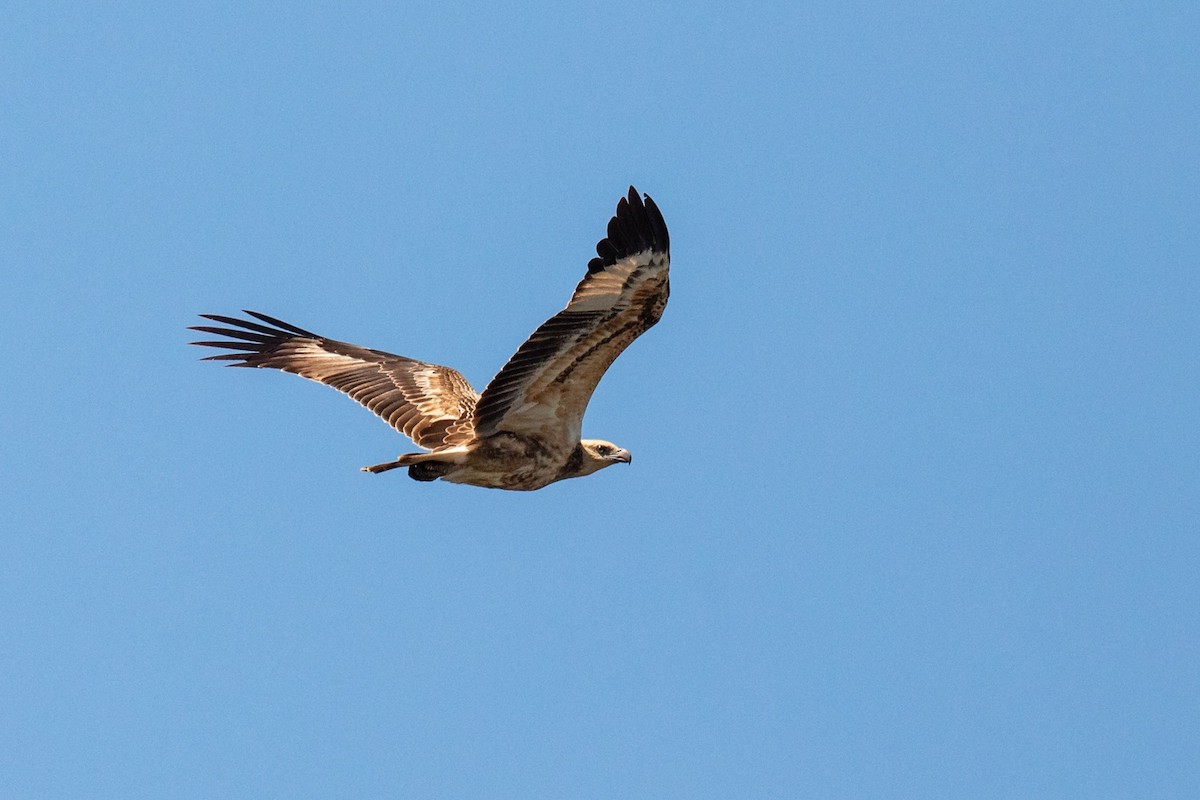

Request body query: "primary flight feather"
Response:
[190, 187, 670, 490]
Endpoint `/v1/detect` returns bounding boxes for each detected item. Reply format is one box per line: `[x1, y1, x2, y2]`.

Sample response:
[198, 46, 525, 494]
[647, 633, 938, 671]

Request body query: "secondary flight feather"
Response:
[190, 187, 670, 490]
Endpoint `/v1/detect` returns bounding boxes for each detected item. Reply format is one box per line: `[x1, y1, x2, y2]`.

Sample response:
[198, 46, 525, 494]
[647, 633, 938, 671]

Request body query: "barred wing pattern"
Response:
[190, 311, 479, 449]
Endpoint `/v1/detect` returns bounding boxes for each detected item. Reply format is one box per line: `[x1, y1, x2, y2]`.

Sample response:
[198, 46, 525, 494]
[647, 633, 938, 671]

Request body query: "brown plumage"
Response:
[190, 187, 670, 490]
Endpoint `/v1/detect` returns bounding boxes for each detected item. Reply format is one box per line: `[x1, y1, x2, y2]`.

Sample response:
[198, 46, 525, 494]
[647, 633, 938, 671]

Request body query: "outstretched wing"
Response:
[472, 187, 670, 445]
[189, 311, 479, 449]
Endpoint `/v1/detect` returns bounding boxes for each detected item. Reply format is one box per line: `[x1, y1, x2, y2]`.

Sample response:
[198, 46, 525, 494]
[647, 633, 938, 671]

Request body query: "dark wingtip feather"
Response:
[189, 340, 255, 350]
[189, 310, 318, 364]
[198, 352, 257, 363]
[241, 310, 317, 337]
[588, 186, 670, 273]
[189, 325, 273, 343]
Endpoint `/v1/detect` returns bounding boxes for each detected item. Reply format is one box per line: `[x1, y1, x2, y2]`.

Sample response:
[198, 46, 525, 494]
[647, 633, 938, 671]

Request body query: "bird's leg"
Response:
[361, 459, 408, 474]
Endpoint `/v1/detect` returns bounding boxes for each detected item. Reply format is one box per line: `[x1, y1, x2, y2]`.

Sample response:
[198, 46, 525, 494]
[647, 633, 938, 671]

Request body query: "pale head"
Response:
[578, 439, 632, 476]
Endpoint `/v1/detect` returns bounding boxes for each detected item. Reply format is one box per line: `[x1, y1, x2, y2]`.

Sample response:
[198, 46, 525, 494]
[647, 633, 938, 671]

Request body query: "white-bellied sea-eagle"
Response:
[190, 187, 670, 490]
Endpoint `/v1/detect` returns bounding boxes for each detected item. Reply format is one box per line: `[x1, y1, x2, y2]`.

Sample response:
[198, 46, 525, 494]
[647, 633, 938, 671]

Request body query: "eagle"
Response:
[190, 187, 670, 491]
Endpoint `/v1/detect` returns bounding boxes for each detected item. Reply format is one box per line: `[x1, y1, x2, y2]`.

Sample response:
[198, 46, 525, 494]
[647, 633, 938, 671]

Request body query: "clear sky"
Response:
[3, 2, 1198, 797]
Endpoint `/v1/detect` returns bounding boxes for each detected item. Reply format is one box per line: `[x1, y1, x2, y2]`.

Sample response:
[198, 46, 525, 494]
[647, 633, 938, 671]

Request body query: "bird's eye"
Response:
[597, 445, 611, 455]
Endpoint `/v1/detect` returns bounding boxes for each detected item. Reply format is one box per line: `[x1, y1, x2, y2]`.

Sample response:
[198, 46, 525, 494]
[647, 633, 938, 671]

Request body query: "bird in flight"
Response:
[190, 187, 670, 490]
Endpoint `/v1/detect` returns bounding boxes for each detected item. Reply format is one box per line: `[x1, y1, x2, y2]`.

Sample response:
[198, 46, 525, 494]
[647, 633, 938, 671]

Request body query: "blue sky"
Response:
[3, 2, 1198, 797]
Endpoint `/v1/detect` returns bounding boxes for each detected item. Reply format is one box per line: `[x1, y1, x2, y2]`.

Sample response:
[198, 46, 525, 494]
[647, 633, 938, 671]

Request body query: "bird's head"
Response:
[579, 439, 632, 475]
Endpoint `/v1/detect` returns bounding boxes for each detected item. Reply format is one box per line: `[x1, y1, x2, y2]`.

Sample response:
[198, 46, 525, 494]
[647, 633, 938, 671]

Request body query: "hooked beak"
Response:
[614, 449, 632, 464]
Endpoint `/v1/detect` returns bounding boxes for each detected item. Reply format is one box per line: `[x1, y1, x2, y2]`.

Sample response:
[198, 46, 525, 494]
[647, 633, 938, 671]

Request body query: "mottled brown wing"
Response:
[472, 187, 670, 446]
[189, 311, 478, 449]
